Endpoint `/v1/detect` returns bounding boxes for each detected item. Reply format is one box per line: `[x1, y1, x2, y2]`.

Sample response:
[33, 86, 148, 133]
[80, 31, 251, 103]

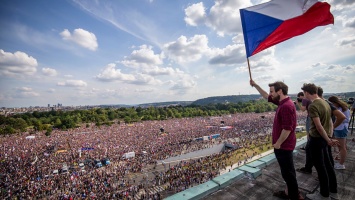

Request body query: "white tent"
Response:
[26, 135, 35, 139]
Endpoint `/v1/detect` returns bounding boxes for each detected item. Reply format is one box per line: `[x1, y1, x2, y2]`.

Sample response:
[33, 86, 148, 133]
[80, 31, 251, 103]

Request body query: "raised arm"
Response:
[250, 79, 269, 99]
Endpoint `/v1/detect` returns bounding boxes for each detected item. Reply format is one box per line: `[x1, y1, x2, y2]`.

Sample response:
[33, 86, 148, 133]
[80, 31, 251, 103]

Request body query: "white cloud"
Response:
[57, 80, 87, 87]
[15, 87, 40, 97]
[170, 78, 196, 94]
[208, 44, 246, 65]
[246, 47, 278, 72]
[163, 35, 209, 63]
[184, 0, 251, 36]
[47, 88, 56, 93]
[0, 49, 38, 77]
[336, 36, 355, 47]
[42, 67, 57, 76]
[344, 17, 355, 28]
[95, 63, 136, 82]
[95, 63, 162, 85]
[184, 2, 206, 26]
[121, 45, 164, 69]
[142, 66, 182, 76]
[134, 88, 155, 93]
[60, 28, 98, 51]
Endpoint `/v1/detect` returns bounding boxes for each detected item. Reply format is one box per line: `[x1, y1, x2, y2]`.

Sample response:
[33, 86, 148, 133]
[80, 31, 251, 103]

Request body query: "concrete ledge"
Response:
[212, 169, 244, 188]
[296, 137, 307, 148]
[237, 165, 262, 179]
[165, 180, 219, 200]
[258, 153, 276, 166]
[246, 160, 267, 169]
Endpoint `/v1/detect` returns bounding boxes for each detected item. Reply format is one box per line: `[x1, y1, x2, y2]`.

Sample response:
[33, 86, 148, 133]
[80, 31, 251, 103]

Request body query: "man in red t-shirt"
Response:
[250, 79, 300, 200]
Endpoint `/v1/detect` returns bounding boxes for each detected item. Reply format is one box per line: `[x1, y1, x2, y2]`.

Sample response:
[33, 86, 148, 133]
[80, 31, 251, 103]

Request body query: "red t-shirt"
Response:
[268, 95, 297, 150]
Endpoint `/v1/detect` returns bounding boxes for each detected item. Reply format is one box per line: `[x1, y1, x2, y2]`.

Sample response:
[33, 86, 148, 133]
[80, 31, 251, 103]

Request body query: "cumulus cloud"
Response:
[95, 63, 135, 82]
[344, 17, 355, 28]
[336, 36, 355, 47]
[141, 66, 184, 76]
[0, 49, 38, 77]
[95, 63, 162, 85]
[184, 0, 251, 36]
[163, 35, 209, 63]
[311, 62, 327, 68]
[129, 73, 162, 85]
[252, 74, 275, 83]
[171, 79, 196, 90]
[244, 47, 278, 72]
[184, 2, 206, 26]
[208, 44, 246, 65]
[345, 64, 355, 72]
[60, 28, 98, 51]
[134, 88, 155, 93]
[47, 88, 56, 93]
[14, 87, 40, 97]
[311, 73, 343, 83]
[57, 80, 87, 87]
[121, 45, 163, 69]
[42, 67, 57, 76]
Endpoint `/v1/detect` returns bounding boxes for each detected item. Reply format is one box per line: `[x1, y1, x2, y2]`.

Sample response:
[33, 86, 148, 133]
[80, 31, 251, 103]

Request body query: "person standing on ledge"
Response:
[250, 80, 301, 200]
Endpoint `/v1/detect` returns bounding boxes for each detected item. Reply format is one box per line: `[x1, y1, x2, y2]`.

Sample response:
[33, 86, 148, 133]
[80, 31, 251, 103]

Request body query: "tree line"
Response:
[0, 99, 277, 135]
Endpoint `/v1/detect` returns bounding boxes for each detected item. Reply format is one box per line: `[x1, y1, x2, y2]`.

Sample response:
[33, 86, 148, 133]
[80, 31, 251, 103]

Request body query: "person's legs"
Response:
[309, 137, 330, 197]
[324, 144, 338, 194]
[275, 149, 299, 200]
[337, 138, 346, 165]
[334, 127, 348, 166]
[304, 140, 313, 171]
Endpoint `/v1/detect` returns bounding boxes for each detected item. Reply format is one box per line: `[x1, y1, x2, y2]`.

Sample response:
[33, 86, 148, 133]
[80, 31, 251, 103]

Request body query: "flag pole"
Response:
[247, 57, 252, 80]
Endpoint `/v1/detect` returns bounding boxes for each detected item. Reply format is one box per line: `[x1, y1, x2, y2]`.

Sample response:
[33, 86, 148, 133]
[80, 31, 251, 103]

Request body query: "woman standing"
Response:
[328, 96, 350, 170]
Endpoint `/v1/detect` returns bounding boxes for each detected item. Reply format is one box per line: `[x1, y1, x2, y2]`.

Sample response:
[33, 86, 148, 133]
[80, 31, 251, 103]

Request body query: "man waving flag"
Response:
[240, 0, 334, 58]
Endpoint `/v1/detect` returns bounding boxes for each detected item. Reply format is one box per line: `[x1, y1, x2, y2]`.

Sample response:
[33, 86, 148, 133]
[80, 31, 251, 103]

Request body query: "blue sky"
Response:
[0, 0, 354, 108]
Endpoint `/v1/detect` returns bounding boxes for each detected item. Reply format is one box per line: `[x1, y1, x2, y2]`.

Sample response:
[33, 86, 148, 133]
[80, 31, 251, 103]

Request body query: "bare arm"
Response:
[332, 109, 346, 129]
[329, 118, 334, 137]
[250, 80, 268, 99]
[312, 117, 338, 146]
[273, 129, 291, 149]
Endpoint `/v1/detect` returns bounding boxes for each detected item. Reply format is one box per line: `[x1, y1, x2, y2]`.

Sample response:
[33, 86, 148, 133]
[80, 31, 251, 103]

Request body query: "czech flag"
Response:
[240, 0, 334, 57]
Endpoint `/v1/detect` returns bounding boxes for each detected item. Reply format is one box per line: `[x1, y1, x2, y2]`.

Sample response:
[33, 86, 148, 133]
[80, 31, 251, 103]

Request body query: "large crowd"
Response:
[0, 111, 307, 199]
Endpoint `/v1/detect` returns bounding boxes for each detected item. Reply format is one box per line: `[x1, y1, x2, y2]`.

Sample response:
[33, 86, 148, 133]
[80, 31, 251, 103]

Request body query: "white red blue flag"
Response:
[240, 0, 334, 57]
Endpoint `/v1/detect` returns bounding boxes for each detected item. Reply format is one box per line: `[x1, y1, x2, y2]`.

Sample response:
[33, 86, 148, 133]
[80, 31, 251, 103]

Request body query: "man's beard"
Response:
[272, 94, 280, 102]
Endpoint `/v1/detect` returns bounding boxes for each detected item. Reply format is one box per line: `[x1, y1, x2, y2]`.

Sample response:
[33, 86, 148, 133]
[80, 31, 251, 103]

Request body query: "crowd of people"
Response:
[0, 111, 307, 199]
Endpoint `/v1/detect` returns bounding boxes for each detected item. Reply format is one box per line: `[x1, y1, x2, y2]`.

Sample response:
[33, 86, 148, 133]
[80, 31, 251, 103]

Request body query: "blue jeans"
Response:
[274, 149, 299, 200]
[309, 136, 337, 197]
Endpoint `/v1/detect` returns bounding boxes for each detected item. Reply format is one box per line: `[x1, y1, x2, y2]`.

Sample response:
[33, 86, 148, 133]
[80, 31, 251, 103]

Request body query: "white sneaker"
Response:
[306, 191, 330, 200]
[334, 163, 345, 170]
[329, 192, 339, 200]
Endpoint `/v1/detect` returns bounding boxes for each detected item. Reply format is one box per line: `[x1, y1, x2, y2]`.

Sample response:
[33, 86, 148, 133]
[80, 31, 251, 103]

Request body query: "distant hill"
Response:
[191, 91, 355, 106]
[191, 94, 262, 106]
[99, 91, 355, 108]
[138, 101, 193, 108]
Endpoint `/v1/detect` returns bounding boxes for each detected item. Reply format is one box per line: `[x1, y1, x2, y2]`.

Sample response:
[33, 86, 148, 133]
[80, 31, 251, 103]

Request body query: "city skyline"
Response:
[1, 0, 354, 108]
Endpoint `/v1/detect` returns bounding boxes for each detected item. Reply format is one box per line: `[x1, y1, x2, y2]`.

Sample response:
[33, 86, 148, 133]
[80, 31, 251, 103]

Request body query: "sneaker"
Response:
[334, 163, 345, 170]
[296, 167, 312, 174]
[329, 192, 339, 200]
[306, 191, 330, 200]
